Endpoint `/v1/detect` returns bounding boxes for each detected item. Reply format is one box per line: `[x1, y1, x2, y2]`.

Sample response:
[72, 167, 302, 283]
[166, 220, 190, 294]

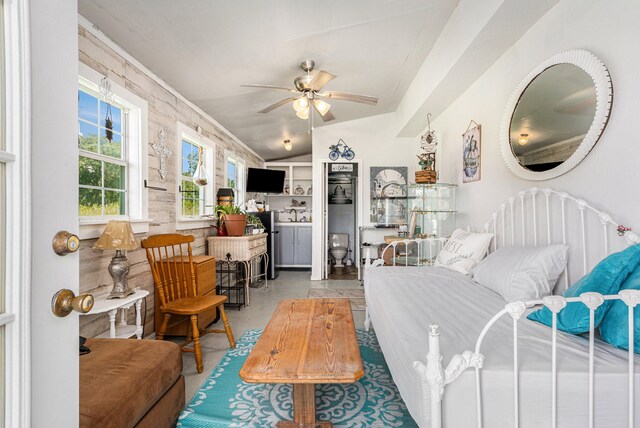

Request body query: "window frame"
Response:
[176, 122, 215, 230]
[225, 151, 245, 208]
[78, 63, 149, 239]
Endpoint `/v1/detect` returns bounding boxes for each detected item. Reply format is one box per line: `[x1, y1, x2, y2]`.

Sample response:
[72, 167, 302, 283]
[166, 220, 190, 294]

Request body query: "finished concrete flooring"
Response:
[180, 270, 364, 402]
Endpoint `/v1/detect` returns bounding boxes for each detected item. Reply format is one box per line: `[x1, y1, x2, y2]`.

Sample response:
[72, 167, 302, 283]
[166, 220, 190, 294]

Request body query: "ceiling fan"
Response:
[242, 59, 379, 123]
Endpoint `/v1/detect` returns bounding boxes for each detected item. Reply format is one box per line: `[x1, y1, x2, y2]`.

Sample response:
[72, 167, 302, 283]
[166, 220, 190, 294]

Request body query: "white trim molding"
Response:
[3, 0, 32, 426]
[500, 50, 613, 181]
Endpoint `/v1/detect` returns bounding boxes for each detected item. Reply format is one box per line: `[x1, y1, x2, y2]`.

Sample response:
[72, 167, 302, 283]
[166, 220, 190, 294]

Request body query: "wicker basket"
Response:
[207, 234, 267, 261]
[415, 170, 437, 184]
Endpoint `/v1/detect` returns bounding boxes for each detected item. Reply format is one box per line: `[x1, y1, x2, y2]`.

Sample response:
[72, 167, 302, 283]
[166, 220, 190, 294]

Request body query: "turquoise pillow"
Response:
[528, 244, 640, 334]
[599, 266, 640, 352]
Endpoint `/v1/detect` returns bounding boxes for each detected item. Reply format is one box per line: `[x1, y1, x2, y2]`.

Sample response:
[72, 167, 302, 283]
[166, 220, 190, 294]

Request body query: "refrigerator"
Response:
[249, 211, 279, 279]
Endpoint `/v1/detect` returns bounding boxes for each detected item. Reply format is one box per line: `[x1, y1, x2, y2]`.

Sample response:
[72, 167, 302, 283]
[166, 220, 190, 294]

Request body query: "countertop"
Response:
[275, 222, 312, 226]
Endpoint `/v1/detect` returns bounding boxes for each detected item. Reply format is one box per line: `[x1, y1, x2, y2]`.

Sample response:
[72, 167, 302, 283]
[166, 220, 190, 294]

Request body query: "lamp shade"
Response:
[283, 139, 293, 151]
[93, 220, 139, 251]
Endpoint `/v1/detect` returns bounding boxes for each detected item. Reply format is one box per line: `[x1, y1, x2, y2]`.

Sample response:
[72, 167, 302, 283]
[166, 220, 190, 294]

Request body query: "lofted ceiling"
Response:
[78, 0, 459, 161]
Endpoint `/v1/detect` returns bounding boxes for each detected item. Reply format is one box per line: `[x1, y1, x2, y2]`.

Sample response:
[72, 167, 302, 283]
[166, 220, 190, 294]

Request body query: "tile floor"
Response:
[181, 270, 365, 402]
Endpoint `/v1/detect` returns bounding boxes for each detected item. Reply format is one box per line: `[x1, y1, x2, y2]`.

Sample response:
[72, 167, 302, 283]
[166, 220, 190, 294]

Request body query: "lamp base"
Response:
[107, 288, 135, 300]
[106, 250, 135, 300]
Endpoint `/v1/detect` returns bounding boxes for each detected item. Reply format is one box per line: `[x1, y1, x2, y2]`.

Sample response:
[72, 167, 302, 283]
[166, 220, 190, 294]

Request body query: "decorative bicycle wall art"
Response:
[328, 139, 355, 161]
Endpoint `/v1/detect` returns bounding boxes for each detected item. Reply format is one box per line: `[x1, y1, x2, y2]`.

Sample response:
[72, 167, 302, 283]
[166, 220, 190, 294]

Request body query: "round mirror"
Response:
[501, 50, 612, 180]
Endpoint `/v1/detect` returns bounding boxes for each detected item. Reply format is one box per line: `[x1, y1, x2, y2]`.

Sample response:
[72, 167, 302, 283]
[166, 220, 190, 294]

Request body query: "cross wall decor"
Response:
[151, 129, 172, 180]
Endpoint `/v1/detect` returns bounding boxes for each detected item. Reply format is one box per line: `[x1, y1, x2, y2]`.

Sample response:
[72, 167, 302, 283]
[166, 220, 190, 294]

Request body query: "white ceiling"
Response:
[78, 0, 459, 161]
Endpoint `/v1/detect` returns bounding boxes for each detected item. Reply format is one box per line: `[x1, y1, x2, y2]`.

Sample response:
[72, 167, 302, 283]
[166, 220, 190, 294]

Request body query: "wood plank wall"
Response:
[78, 25, 263, 338]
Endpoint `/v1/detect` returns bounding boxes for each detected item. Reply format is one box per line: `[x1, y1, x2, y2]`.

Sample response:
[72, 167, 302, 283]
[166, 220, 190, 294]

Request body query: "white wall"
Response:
[311, 113, 416, 278]
[432, 0, 640, 231]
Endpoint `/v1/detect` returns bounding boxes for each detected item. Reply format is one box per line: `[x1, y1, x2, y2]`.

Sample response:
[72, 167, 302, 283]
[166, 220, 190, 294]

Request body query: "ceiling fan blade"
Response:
[258, 97, 297, 114]
[242, 84, 298, 93]
[318, 91, 378, 106]
[308, 70, 336, 92]
[313, 102, 335, 122]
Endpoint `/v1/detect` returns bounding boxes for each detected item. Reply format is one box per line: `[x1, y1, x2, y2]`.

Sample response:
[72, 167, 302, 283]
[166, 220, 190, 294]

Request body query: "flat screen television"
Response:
[246, 167, 286, 194]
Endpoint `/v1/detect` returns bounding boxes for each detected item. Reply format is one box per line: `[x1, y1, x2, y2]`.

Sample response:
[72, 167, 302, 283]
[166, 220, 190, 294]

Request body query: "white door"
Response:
[27, 1, 79, 427]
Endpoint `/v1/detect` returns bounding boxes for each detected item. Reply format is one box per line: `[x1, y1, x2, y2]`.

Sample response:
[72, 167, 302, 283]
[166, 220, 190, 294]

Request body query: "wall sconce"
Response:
[518, 133, 529, 145]
[283, 139, 293, 151]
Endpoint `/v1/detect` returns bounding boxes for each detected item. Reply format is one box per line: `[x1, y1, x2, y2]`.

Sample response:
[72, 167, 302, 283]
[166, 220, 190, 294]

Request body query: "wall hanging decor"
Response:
[151, 129, 172, 180]
[416, 113, 438, 184]
[462, 121, 481, 183]
[370, 166, 408, 225]
[328, 139, 355, 161]
[192, 146, 209, 186]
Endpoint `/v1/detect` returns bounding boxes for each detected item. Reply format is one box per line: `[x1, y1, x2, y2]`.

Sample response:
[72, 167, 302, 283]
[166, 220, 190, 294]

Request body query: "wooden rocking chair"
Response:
[141, 233, 235, 373]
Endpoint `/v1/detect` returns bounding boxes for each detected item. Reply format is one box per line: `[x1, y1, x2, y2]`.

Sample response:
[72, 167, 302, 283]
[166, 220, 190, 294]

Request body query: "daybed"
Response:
[364, 188, 640, 428]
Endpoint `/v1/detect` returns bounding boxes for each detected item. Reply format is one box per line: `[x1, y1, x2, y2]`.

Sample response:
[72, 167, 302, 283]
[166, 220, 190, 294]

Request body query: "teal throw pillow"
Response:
[527, 244, 640, 334]
[599, 266, 640, 352]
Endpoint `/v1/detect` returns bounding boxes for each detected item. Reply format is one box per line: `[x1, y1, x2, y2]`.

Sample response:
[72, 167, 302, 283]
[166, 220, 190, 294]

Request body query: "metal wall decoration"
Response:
[462, 121, 481, 183]
[328, 139, 355, 161]
[151, 129, 172, 180]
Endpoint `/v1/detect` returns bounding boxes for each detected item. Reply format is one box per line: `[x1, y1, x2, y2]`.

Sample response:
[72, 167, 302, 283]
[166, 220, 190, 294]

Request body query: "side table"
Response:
[208, 234, 268, 306]
[81, 289, 149, 339]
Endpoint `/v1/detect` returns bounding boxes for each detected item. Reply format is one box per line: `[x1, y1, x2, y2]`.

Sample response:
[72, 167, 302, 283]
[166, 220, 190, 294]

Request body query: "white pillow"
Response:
[471, 245, 568, 302]
[434, 229, 493, 275]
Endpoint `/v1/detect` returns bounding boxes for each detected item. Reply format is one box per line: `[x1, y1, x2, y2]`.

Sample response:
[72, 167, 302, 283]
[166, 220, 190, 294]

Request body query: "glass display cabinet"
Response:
[408, 183, 457, 238]
[383, 183, 457, 266]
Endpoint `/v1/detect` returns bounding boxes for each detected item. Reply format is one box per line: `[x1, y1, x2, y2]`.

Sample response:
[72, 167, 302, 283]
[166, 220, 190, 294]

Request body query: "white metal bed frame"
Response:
[364, 187, 640, 428]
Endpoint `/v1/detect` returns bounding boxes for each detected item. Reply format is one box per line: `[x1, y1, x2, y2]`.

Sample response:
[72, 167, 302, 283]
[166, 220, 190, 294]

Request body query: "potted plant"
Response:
[246, 214, 265, 234]
[215, 204, 247, 236]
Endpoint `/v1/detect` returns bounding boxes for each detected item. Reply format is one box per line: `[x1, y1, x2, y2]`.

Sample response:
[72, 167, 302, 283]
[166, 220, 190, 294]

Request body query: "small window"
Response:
[226, 154, 245, 207]
[78, 89, 127, 216]
[176, 123, 215, 228]
[180, 139, 205, 217]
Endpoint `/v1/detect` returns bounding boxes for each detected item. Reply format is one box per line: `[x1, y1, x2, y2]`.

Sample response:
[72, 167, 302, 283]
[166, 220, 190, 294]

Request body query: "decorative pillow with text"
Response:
[434, 229, 493, 275]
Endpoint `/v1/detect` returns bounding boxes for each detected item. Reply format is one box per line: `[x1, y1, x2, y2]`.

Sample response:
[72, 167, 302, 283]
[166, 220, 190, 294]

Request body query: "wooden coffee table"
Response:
[240, 299, 364, 427]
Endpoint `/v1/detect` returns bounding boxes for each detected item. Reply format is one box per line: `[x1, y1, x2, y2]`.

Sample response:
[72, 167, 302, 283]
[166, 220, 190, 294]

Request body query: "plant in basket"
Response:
[215, 204, 246, 236]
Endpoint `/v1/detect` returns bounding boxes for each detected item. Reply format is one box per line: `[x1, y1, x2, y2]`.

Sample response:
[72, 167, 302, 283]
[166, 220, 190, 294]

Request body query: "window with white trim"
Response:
[226, 153, 245, 207]
[78, 64, 148, 238]
[176, 123, 214, 227]
[78, 88, 127, 216]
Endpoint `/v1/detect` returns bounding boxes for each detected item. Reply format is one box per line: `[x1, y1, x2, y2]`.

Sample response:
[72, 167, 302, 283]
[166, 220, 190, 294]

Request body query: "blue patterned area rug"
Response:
[178, 329, 417, 427]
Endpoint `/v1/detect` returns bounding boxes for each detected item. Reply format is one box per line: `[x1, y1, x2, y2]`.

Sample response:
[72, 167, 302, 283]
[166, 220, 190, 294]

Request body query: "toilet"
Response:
[329, 233, 349, 267]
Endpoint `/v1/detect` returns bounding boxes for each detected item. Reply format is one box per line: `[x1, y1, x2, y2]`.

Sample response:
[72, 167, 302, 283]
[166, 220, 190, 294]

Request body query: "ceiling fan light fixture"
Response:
[519, 133, 529, 145]
[314, 99, 331, 116]
[283, 139, 292, 151]
[296, 107, 309, 120]
[293, 97, 309, 113]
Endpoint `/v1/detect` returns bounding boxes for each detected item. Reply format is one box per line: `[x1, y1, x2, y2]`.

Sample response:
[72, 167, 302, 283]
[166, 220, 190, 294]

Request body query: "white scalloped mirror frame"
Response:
[500, 50, 612, 181]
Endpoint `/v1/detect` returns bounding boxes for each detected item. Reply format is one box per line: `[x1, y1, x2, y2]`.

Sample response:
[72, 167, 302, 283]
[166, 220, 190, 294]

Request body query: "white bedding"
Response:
[365, 266, 640, 427]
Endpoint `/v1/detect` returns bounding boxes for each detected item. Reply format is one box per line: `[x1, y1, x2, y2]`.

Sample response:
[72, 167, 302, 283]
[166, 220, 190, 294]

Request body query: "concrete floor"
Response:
[181, 270, 364, 402]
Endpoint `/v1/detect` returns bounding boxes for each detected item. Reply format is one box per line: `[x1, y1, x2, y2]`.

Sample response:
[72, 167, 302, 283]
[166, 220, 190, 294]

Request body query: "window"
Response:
[176, 123, 214, 229]
[78, 89, 126, 216]
[78, 64, 148, 238]
[180, 139, 205, 216]
[226, 153, 245, 207]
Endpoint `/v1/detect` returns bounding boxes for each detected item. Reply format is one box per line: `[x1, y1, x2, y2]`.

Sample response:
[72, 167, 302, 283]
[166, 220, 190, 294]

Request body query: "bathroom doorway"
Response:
[326, 163, 359, 280]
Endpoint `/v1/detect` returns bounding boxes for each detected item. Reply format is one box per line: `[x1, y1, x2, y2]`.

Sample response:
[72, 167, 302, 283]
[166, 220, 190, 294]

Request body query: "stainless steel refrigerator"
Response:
[249, 211, 279, 279]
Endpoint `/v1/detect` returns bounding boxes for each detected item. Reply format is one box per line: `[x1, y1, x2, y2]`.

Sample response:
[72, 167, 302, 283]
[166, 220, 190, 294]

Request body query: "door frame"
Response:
[312, 159, 363, 280]
[3, 0, 31, 426]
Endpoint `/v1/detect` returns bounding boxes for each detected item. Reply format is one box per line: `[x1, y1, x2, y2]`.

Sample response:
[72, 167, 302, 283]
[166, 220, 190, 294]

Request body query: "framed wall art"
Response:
[462, 122, 481, 183]
[370, 166, 408, 225]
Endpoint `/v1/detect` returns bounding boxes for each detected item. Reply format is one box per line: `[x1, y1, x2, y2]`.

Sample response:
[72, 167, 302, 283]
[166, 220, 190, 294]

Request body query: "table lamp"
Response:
[93, 220, 139, 299]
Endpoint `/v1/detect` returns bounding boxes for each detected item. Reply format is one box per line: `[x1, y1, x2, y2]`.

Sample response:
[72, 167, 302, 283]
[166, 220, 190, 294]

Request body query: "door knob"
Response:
[51, 289, 94, 317]
[52, 231, 80, 255]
